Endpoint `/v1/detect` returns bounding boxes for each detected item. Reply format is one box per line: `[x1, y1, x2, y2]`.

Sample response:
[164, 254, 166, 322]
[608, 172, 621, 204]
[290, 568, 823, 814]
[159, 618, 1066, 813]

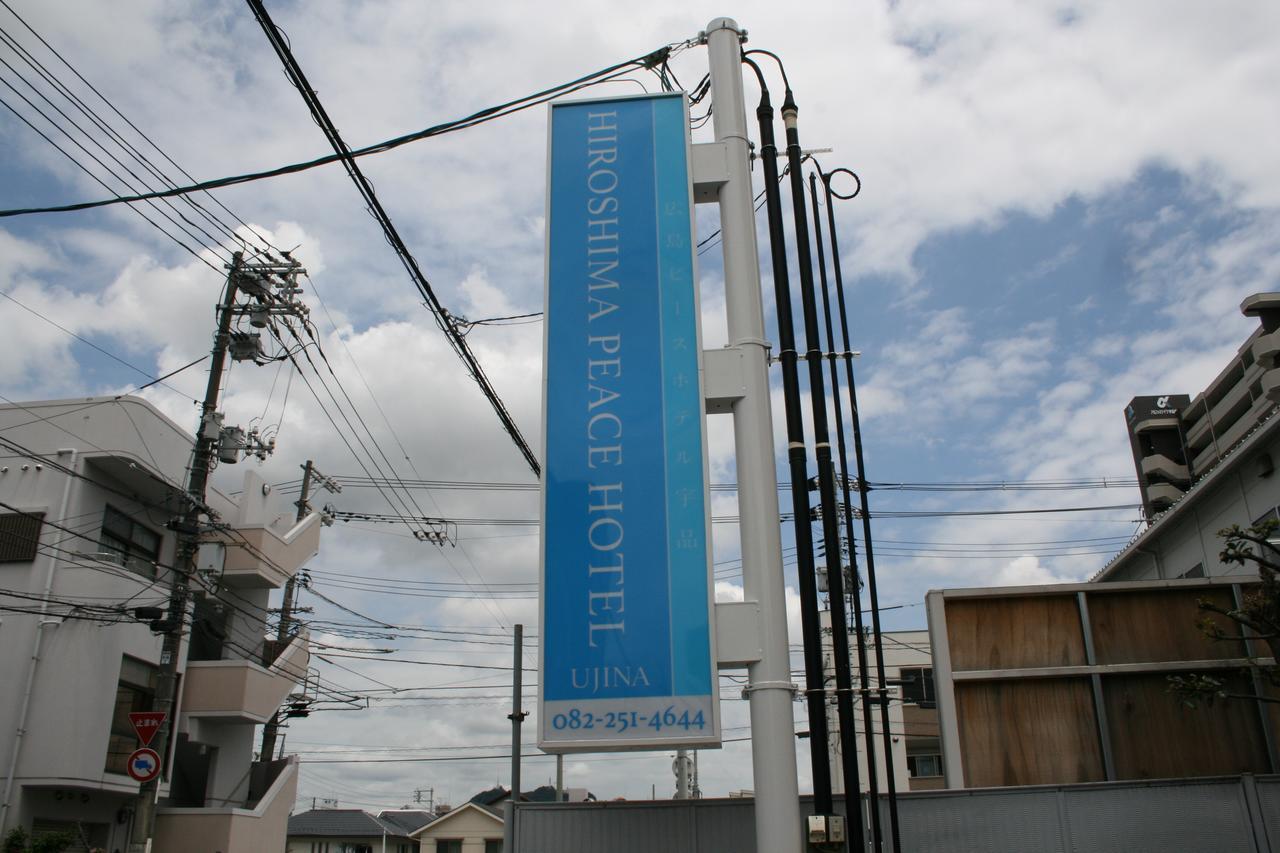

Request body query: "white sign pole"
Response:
[705, 17, 803, 853]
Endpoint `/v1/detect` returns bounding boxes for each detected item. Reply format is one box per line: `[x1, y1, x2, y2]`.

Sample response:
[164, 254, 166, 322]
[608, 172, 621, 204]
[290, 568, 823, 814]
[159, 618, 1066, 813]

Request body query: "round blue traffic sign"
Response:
[127, 747, 161, 783]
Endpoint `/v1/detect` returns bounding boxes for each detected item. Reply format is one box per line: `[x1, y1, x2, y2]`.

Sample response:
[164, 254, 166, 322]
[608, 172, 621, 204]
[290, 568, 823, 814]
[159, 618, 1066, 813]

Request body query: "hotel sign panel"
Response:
[538, 93, 719, 752]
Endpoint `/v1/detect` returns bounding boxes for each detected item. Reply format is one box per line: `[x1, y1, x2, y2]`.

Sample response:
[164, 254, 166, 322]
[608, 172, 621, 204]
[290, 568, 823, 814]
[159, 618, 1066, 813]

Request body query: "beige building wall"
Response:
[822, 625, 943, 794]
[414, 803, 503, 852]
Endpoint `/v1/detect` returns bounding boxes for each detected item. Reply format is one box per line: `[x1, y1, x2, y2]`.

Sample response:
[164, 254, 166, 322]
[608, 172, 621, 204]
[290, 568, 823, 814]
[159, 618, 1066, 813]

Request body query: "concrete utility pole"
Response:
[261, 459, 337, 761]
[674, 750, 691, 799]
[706, 17, 803, 853]
[130, 253, 244, 851]
[505, 624, 527, 850]
[130, 251, 308, 851]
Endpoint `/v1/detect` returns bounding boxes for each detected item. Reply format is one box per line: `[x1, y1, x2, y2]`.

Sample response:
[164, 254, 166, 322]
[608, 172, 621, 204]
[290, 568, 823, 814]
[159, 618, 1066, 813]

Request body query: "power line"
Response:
[244, 0, 542, 476]
[0, 40, 693, 220]
[0, 290, 204, 402]
[267, 473, 1136, 495]
[0, 0, 282, 258]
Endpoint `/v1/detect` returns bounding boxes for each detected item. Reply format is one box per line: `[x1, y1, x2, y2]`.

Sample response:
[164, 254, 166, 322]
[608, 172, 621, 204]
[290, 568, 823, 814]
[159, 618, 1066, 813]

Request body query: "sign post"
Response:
[539, 91, 719, 752]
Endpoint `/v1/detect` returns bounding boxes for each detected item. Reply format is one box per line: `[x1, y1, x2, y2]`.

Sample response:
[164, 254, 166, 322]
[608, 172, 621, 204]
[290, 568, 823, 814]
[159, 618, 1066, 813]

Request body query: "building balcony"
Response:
[1140, 454, 1190, 484]
[181, 630, 309, 724]
[1131, 415, 1179, 434]
[1183, 405, 1213, 454]
[1262, 368, 1280, 404]
[1146, 481, 1186, 511]
[209, 510, 322, 589]
[1252, 330, 1280, 369]
[1192, 391, 1276, 474]
[155, 756, 297, 853]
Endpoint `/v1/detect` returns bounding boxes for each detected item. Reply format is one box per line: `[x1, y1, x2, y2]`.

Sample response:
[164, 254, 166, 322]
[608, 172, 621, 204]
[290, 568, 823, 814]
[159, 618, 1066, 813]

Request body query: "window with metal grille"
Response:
[0, 511, 43, 563]
[98, 505, 161, 578]
[104, 656, 158, 775]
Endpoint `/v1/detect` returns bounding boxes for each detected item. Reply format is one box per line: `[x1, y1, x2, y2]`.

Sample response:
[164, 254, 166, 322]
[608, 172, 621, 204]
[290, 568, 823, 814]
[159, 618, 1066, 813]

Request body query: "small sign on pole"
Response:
[129, 711, 166, 747]
[126, 748, 161, 783]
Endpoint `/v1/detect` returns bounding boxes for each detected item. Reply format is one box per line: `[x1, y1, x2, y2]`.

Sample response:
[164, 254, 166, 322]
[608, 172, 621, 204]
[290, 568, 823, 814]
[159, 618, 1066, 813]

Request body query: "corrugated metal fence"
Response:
[514, 774, 1280, 853]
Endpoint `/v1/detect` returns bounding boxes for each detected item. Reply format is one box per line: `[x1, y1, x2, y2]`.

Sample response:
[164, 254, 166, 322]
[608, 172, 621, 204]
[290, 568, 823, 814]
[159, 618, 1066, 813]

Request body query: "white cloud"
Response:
[4, 0, 1280, 809]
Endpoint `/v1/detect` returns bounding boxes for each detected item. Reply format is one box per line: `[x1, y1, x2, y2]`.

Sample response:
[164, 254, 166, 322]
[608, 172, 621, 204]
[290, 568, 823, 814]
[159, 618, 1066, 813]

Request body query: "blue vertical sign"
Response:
[539, 93, 719, 751]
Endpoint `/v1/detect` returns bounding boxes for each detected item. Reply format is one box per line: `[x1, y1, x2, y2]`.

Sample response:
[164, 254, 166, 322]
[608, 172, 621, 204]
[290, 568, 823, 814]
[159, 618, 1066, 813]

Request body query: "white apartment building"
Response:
[821, 626, 942, 796]
[1099, 293, 1280, 581]
[0, 396, 321, 851]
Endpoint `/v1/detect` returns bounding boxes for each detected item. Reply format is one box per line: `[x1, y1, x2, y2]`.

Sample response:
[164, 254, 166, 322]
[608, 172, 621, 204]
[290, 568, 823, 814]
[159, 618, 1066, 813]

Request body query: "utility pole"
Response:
[130, 251, 309, 852]
[504, 624, 527, 852]
[130, 253, 243, 852]
[261, 459, 338, 762]
[705, 18, 803, 853]
[674, 750, 691, 799]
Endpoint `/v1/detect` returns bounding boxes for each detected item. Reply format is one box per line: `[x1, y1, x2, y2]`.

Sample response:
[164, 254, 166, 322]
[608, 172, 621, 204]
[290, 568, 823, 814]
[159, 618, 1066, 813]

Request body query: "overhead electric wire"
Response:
[0, 72, 231, 272]
[327, 501, 1140, 528]
[0, 290, 204, 402]
[268, 473, 1137, 495]
[0, 88, 222, 274]
[0, 0, 282, 258]
[0, 37, 694, 220]
[0, 45, 236, 256]
[243, 0, 545, 476]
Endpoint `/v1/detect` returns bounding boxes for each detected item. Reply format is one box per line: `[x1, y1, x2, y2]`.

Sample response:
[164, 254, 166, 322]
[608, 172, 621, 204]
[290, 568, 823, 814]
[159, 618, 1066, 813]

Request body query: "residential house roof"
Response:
[411, 801, 504, 839]
[378, 809, 437, 835]
[287, 809, 413, 839]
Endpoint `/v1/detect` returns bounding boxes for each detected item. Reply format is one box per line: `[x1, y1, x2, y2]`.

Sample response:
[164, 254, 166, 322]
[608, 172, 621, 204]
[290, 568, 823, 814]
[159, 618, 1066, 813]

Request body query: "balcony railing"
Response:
[209, 511, 322, 589]
[181, 629, 309, 724]
[154, 756, 298, 853]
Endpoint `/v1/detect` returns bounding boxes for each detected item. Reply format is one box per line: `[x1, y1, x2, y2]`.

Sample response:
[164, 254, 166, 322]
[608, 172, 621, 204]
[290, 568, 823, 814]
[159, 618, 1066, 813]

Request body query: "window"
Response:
[0, 511, 43, 563]
[899, 667, 935, 707]
[907, 753, 942, 778]
[105, 656, 158, 774]
[1179, 563, 1205, 579]
[485, 841, 504, 853]
[436, 841, 463, 853]
[99, 505, 161, 578]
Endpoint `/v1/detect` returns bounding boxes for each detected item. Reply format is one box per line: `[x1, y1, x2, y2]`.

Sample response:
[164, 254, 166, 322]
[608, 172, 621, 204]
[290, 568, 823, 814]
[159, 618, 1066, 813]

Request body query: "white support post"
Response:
[705, 17, 803, 853]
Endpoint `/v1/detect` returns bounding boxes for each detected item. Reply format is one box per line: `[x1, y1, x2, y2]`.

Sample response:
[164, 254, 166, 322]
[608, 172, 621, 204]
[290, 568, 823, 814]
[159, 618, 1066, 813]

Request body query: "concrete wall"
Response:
[514, 775, 1280, 853]
[0, 442, 178, 832]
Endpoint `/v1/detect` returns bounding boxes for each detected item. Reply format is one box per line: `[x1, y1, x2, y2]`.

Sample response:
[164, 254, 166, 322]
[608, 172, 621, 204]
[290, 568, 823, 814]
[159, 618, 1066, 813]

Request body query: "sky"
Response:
[2, 0, 1279, 813]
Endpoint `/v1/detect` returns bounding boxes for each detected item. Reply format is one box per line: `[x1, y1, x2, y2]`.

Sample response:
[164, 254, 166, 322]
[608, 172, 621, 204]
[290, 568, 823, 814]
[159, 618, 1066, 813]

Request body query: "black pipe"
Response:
[743, 56, 834, 818]
[820, 167, 903, 853]
[810, 171, 879, 853]
[778, 85, 865, 848]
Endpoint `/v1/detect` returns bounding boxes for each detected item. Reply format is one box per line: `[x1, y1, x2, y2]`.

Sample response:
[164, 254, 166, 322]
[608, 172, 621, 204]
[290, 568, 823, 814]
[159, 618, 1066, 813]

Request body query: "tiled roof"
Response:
[378, 809, 436, 835]
[288, 809, 412, 839]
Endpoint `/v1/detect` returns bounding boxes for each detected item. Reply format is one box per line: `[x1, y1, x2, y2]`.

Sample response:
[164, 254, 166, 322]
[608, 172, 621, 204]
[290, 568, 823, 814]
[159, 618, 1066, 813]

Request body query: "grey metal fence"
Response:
[514, 774, 1280, 853]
